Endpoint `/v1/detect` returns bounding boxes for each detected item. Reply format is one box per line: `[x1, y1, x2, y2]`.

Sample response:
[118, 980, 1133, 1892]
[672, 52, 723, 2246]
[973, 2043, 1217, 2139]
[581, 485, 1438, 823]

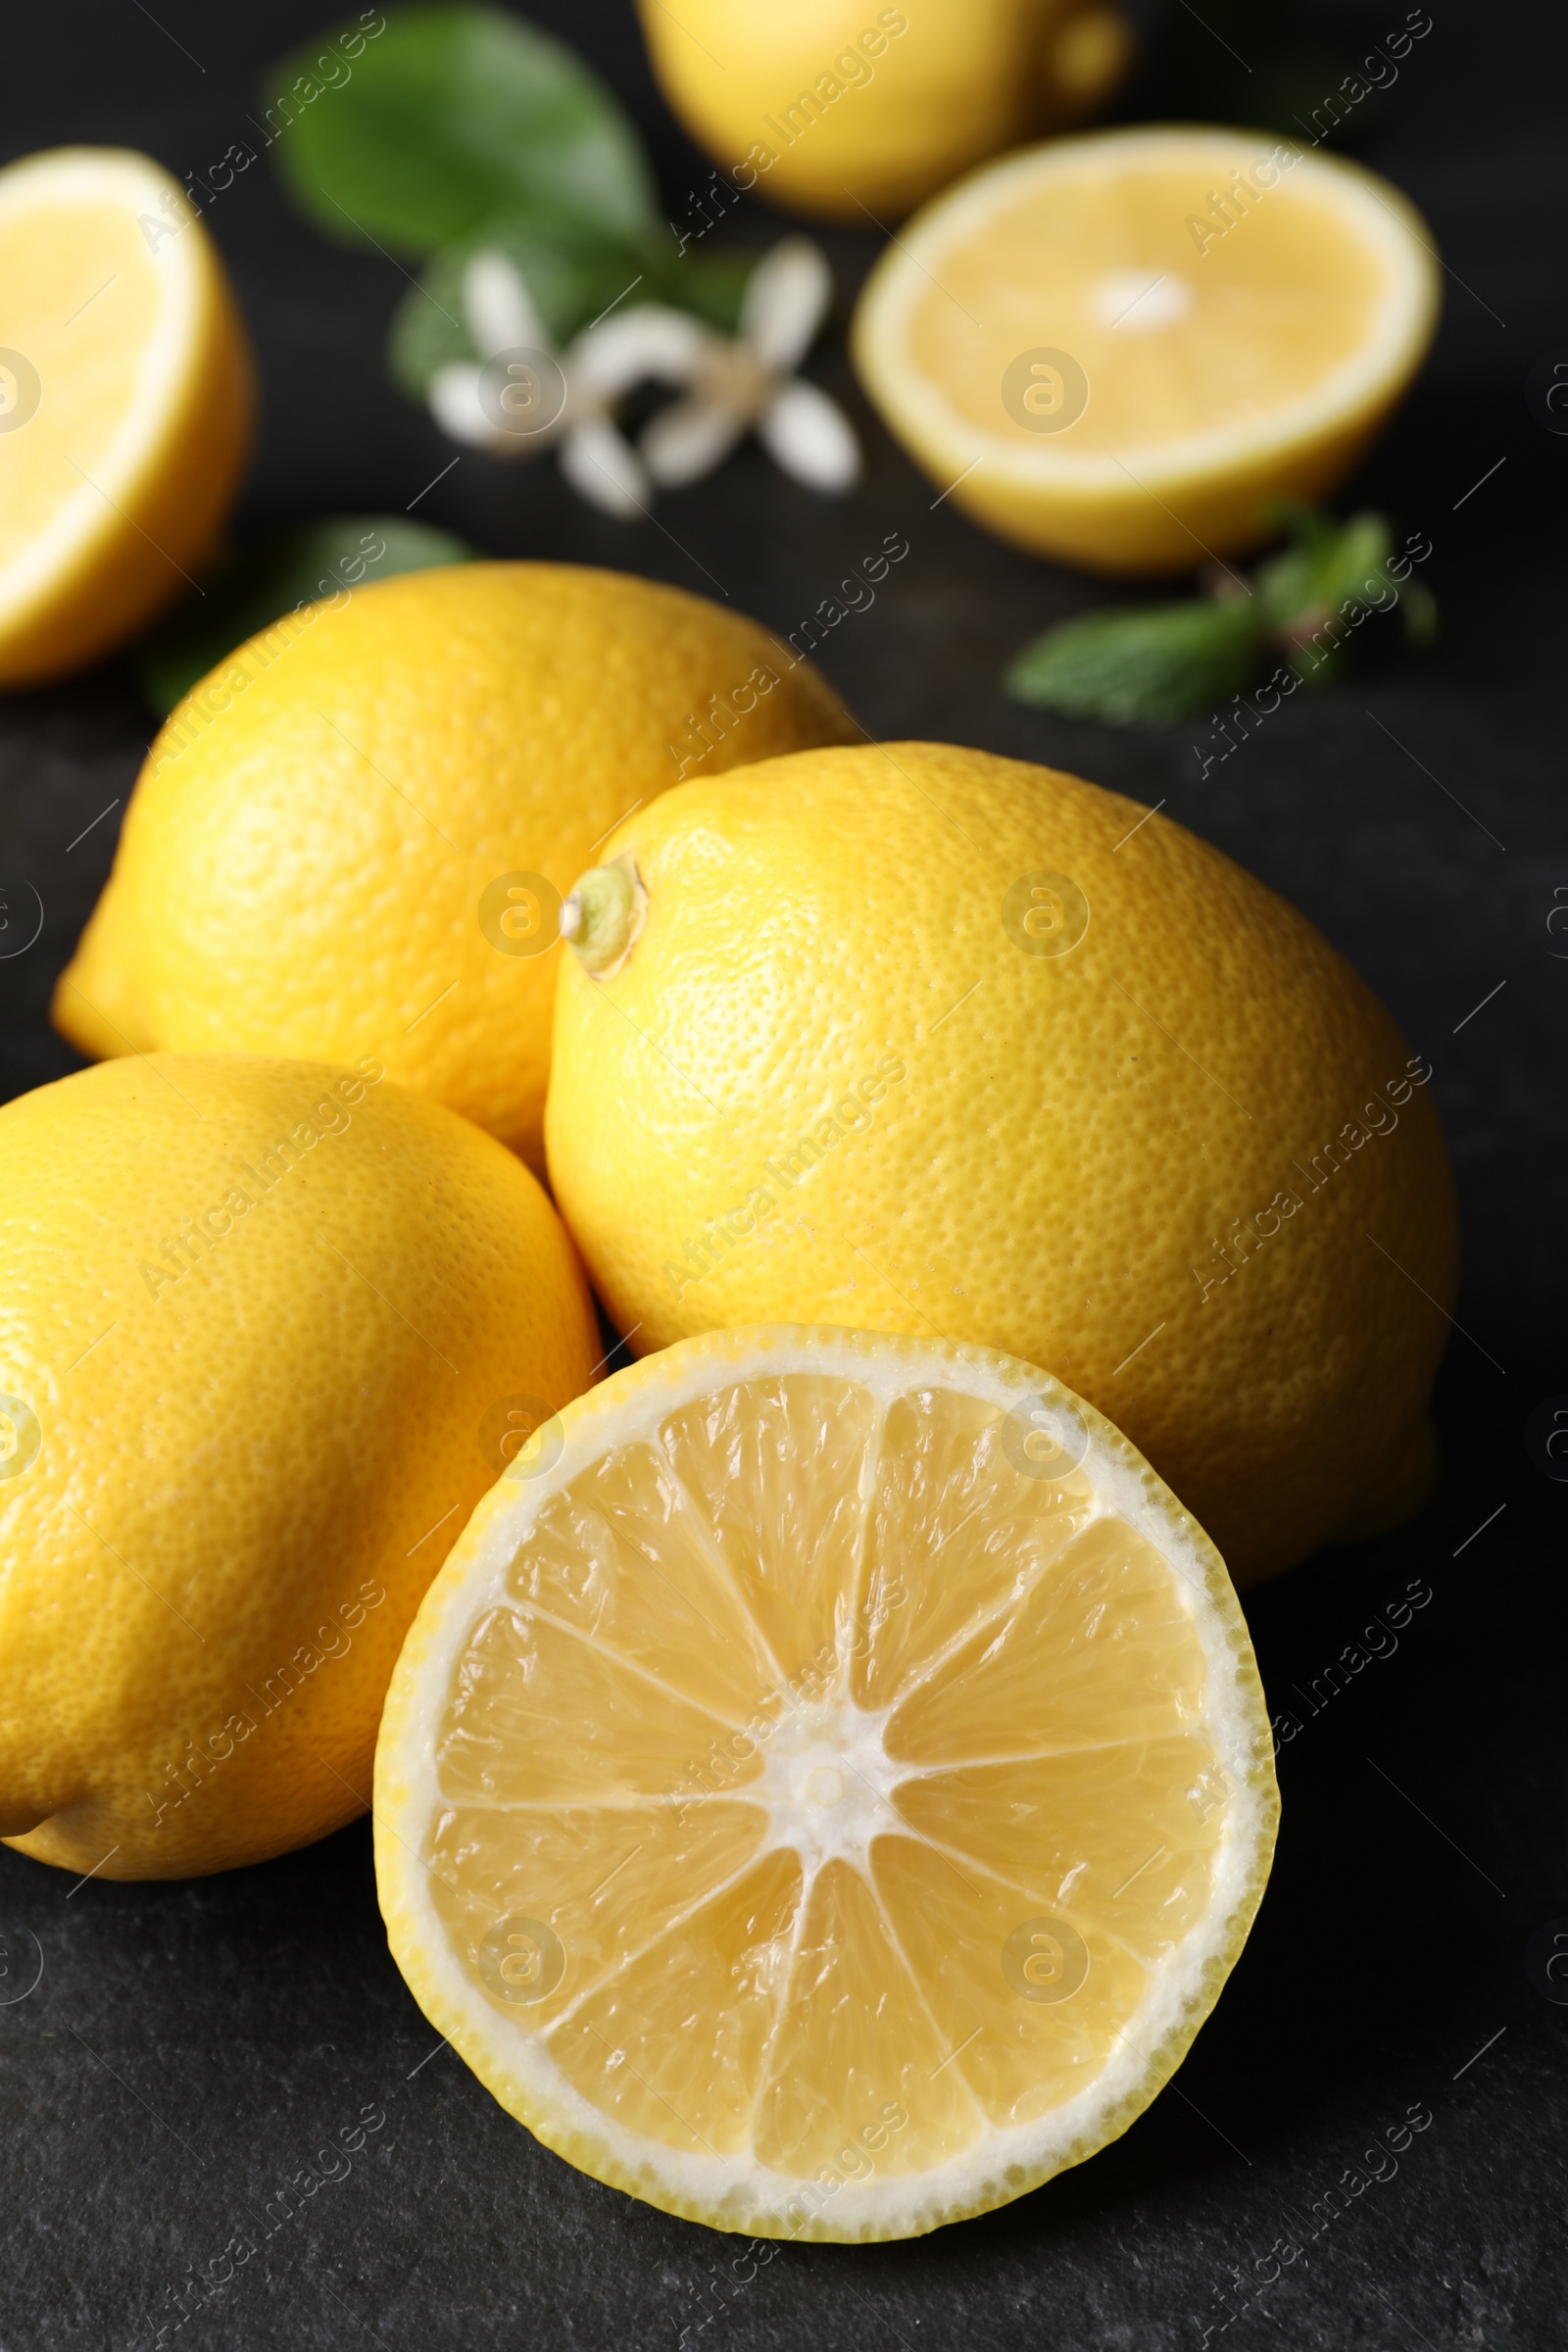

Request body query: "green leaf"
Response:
[131, 517, 476, 713]
[1398, 574, 1439, 647]
[1255, 505, 1393, 629]
[1255, 503, 1435, 674]
[265, 4, 659, 258]
[1004, 598, 1264, 725]
[647, 250, 752, 334]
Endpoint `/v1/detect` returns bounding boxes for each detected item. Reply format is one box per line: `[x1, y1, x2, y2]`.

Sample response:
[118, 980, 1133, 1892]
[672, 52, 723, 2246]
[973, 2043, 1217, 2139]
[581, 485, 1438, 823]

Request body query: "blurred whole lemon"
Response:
[546, 742, 1457, 1583]
[636, 0, 1133, 222]
[0, 146, 254, 685]
[0, 1054, 598, 1879]
[55, 564, 855, 1174]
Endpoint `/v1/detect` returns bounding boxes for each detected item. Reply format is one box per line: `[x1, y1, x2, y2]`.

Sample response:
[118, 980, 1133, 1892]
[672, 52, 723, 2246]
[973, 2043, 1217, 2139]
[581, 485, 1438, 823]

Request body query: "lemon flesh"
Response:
[0, 147, 253, 683]
[853, 126, 1440, 571]
[375, 1326, 1277, 2240]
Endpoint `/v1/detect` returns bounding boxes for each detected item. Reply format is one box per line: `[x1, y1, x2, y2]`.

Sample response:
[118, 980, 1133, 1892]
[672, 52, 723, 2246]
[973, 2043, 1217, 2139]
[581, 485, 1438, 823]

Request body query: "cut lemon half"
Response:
[853, 124, 1440, 573]
[375, 1326, 1278, 2240]
[0, 147, 254, 685]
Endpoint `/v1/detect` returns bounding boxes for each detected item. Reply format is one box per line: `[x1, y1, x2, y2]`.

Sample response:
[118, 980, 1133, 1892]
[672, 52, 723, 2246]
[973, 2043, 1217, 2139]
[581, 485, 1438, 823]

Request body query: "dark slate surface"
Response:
[1, 4, 1564, 2347]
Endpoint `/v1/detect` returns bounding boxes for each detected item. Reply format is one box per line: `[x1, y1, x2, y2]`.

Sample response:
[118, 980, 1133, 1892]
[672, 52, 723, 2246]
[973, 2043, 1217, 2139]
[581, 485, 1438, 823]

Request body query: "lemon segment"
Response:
[0, 147, 253, 683]
[375, 1325, 1278, 2240]
[853, 126, 1441, 571]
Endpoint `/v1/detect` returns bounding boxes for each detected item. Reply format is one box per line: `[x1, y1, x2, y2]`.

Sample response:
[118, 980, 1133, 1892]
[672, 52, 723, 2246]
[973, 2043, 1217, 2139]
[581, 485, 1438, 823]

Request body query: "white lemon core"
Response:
[1094, 270, 1194, 331]
[757, 1696, 904, 1873]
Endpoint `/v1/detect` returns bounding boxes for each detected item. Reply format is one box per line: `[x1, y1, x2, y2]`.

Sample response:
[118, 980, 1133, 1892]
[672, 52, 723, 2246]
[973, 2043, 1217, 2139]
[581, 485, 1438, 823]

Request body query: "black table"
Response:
[2, 5, 1563, 2346]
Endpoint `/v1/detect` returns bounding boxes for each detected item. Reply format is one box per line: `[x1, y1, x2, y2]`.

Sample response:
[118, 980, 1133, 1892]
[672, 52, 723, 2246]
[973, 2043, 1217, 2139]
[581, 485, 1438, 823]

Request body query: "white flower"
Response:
[640, 237, 860, 496]
[426, 251, 706, 519]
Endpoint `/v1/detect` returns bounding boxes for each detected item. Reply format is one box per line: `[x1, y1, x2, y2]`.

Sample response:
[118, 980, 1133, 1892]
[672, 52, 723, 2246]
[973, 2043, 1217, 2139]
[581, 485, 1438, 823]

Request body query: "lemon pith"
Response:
[52, 563, 857, 1173]
[0, 146, 254, 683]
[0, 1054, 599, 1880]
[852, 126, 1441, 571]
[545, 741, 1458, 1584]
[375, 1324, 1278, 2241]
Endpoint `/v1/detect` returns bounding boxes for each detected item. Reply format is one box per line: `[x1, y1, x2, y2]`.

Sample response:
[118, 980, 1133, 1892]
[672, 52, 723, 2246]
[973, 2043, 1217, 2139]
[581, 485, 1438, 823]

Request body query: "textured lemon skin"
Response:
[0, 1055, 599, 1880]
[53, 564, 856, 1172]
[851, 130, 1441, 574]
[0, 148, 255, 685]
[375, 1324, 1278, 2241]
[636, 0, 1132, 221]
[546, 744, 1457, 1583]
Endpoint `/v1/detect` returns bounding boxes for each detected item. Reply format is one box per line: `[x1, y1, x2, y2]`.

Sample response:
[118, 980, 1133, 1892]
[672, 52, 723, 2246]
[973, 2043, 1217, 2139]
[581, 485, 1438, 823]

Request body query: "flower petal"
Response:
[757, 378, 861, 493]
[641, 396, 750, 488]
[740, 237, 833, 373]
[428, 363, 526, 456]
[568, 305, 710, 397]
[560, 417, 653, 517]
[463, 250, 549, 361]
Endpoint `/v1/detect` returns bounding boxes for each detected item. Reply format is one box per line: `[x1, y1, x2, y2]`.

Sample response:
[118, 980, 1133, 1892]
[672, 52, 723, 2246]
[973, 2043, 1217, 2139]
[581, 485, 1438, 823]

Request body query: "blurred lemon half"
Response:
[853, 125, 1441, 572]
[0, 146, 254, 684]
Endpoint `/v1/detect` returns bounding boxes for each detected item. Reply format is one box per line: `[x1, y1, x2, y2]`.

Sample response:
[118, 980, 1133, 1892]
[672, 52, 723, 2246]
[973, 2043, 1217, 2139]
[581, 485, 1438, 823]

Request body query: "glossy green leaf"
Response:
[265, 4, 659, 257]
[132, 517, 476, 713]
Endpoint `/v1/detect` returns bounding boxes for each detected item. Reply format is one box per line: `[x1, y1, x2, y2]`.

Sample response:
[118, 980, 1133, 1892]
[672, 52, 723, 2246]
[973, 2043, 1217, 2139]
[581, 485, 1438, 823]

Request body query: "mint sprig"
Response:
[1004, 507, 1437, 726]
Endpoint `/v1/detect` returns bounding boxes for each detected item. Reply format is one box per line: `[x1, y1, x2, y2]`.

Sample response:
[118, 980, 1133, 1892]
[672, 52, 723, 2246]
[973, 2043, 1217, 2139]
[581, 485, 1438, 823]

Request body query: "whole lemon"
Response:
[54, 564, 856, 1173]
[0, 1054, 599, 1879]
[636, 0, 1133, 222]
[546, 743, 1457, 1583]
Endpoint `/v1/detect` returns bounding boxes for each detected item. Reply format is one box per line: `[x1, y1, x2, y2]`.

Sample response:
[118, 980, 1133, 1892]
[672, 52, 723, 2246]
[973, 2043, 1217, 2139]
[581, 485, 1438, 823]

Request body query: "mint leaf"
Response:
[132, 517, 475, 713]
[1004, 599, 1263, 725]
[1255, 504, 1394, 635]
[266, 5, 659, 258]
[1255, 504, 1436, 677]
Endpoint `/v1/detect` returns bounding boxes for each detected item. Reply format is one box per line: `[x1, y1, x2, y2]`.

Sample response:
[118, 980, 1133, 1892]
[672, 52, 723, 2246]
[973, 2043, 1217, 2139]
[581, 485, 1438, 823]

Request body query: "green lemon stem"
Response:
[562, 854, 646, 976]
